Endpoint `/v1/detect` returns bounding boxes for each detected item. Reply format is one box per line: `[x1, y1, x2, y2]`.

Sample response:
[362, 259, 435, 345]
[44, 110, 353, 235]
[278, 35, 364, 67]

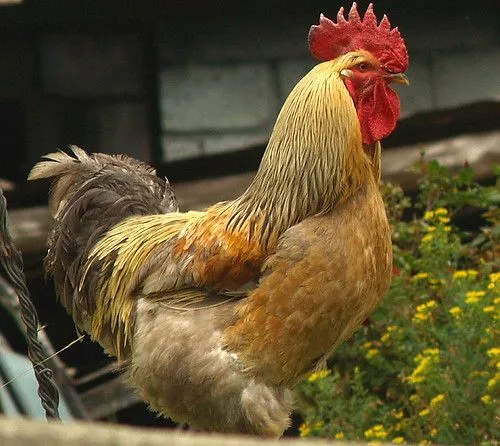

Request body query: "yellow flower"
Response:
[421, 234, 433, 243]
[381, 333, 391, 343]
[449, 306, 462, 318]
[408, 350, 440, 384]
[364, 425, 388, 440]
[466, 291, 485, 298]
[425, 300, 438, 309]
[426, 226, 436, 232]
[494, 298, 500, 305]
[430, 428, 438, 437]
[419, 408, 430, 417]
[308, 369, 330, 382]
[489, 272, 500, 283]
[435, 208, 448, 215]
[335, 432, 344, 440]
[412, 272, 429, 281]
[430, 394, 445, 407]
[480, 394, 492, 405]
[363, 341, 373, 349]
[412, 312, 430, 323]
[484, 306, 495, 313]
[453, 270, 468, 280]
[413, 301, 437, 323]
[487, 348, 500, 359]
[488, 283, 495, 289]
[423, 211, 434, 221]
[314, 421, 324, 429]
[409, 394, 420, 404]
[465, 296, 479, 304]
[438, 216, 450, 224]
[416, 303, 427, 313]
[487, 373, 499, 390]
[392, 437, 405, 444]
[366, 349, 380, 360]
[422, 348, 440, 357]
[408, 358, 432, 383]
[408, 375, 424, 384]
[392, 409, 404, 419]
[452, 269, 479, 279]
[444, 226, 451, 232]
[299, 423, 311, 437]
[464, 290, 486, 305]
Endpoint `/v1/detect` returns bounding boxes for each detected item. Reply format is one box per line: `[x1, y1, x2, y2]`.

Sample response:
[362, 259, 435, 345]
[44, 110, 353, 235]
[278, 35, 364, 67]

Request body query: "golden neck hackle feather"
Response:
[225, 55, 373, 249]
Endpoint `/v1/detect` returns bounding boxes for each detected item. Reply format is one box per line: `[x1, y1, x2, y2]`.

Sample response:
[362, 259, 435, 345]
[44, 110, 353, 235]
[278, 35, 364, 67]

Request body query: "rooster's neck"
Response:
[226, 60, 372, 249]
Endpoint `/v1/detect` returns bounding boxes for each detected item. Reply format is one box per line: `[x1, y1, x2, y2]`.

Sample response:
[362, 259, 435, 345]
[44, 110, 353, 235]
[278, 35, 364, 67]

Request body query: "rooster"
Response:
[29, 2, 409, 437]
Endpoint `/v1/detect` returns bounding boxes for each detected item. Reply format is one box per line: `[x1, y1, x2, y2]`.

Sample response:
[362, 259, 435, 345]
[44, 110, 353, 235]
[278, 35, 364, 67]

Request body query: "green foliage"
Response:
[296, 160, 500, 445]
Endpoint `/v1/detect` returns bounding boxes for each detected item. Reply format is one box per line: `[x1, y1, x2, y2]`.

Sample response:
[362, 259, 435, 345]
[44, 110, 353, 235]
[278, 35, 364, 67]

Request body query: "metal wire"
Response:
[0, 187, 60, 420]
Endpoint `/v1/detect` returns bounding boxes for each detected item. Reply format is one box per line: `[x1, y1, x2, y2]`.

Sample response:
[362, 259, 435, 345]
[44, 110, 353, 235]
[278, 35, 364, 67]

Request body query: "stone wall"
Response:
[0, 3, 499, 173]
[0, 32, 152, 175]
[157, 10, 500, 161]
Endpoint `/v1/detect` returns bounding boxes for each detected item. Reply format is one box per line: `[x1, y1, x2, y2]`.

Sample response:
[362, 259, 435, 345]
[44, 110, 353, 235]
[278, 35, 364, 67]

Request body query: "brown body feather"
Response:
[29, 53, 393, 436]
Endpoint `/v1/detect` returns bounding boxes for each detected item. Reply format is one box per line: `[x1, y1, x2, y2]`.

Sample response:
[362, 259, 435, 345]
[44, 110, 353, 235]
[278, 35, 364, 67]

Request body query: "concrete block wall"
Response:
[158, 16, 310, 162]
[1, 5, 498, 169]
[39, 32, 150, 162]
[0, 33, 152, 173]
[40, 34, 145, 97]
[158, 10, 500, 161]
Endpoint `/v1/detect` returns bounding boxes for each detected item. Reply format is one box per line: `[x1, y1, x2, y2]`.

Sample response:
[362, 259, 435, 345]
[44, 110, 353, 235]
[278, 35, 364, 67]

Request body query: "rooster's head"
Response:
[308, 2, 409, 144]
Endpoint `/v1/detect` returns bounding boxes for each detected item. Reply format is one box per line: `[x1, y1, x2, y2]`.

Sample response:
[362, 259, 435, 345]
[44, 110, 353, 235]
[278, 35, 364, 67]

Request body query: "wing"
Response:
[82, 206, 266, 358]
[79, 211, 200, 357]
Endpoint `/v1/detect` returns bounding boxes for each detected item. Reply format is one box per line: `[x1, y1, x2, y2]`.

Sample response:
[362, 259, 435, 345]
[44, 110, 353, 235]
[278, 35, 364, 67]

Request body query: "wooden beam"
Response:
[0, 415, 359, 446]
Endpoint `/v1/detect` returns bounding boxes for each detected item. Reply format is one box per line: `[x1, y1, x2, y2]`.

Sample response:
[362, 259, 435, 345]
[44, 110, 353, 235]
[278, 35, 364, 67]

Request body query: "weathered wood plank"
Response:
[0, 415, 363, 446]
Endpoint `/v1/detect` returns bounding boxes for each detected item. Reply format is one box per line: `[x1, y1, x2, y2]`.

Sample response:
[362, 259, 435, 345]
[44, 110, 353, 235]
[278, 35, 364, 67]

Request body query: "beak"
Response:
[386, 73, 410, 85]
[340, 69, 353, 79]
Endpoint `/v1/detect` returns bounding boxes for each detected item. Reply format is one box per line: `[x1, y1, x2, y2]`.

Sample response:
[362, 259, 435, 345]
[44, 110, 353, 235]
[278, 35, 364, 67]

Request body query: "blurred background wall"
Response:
[0, 0, 499, 186]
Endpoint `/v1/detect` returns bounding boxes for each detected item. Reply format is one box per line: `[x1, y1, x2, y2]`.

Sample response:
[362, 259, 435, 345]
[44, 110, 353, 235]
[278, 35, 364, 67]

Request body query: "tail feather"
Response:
[29, 146, 177, 354]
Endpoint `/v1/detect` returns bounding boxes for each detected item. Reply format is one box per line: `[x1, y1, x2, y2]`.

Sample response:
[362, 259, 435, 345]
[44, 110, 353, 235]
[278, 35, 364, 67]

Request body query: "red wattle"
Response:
[357, 81, 401, 145]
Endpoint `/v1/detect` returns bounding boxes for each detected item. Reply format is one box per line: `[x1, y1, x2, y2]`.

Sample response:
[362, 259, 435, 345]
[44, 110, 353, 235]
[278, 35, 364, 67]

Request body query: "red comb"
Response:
[308, 2, 408, 73]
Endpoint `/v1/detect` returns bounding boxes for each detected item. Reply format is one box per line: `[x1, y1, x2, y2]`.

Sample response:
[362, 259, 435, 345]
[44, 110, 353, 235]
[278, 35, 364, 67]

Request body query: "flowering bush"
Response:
[296, 159, 499, 445]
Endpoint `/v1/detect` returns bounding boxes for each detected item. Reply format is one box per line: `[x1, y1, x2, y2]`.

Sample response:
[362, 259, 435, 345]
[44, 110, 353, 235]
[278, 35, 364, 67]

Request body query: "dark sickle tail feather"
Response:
[28, 145, 178, 338]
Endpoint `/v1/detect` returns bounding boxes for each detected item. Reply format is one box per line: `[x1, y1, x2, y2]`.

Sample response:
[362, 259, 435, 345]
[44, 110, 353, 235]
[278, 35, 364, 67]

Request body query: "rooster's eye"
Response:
[357, 62, 369, 71]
